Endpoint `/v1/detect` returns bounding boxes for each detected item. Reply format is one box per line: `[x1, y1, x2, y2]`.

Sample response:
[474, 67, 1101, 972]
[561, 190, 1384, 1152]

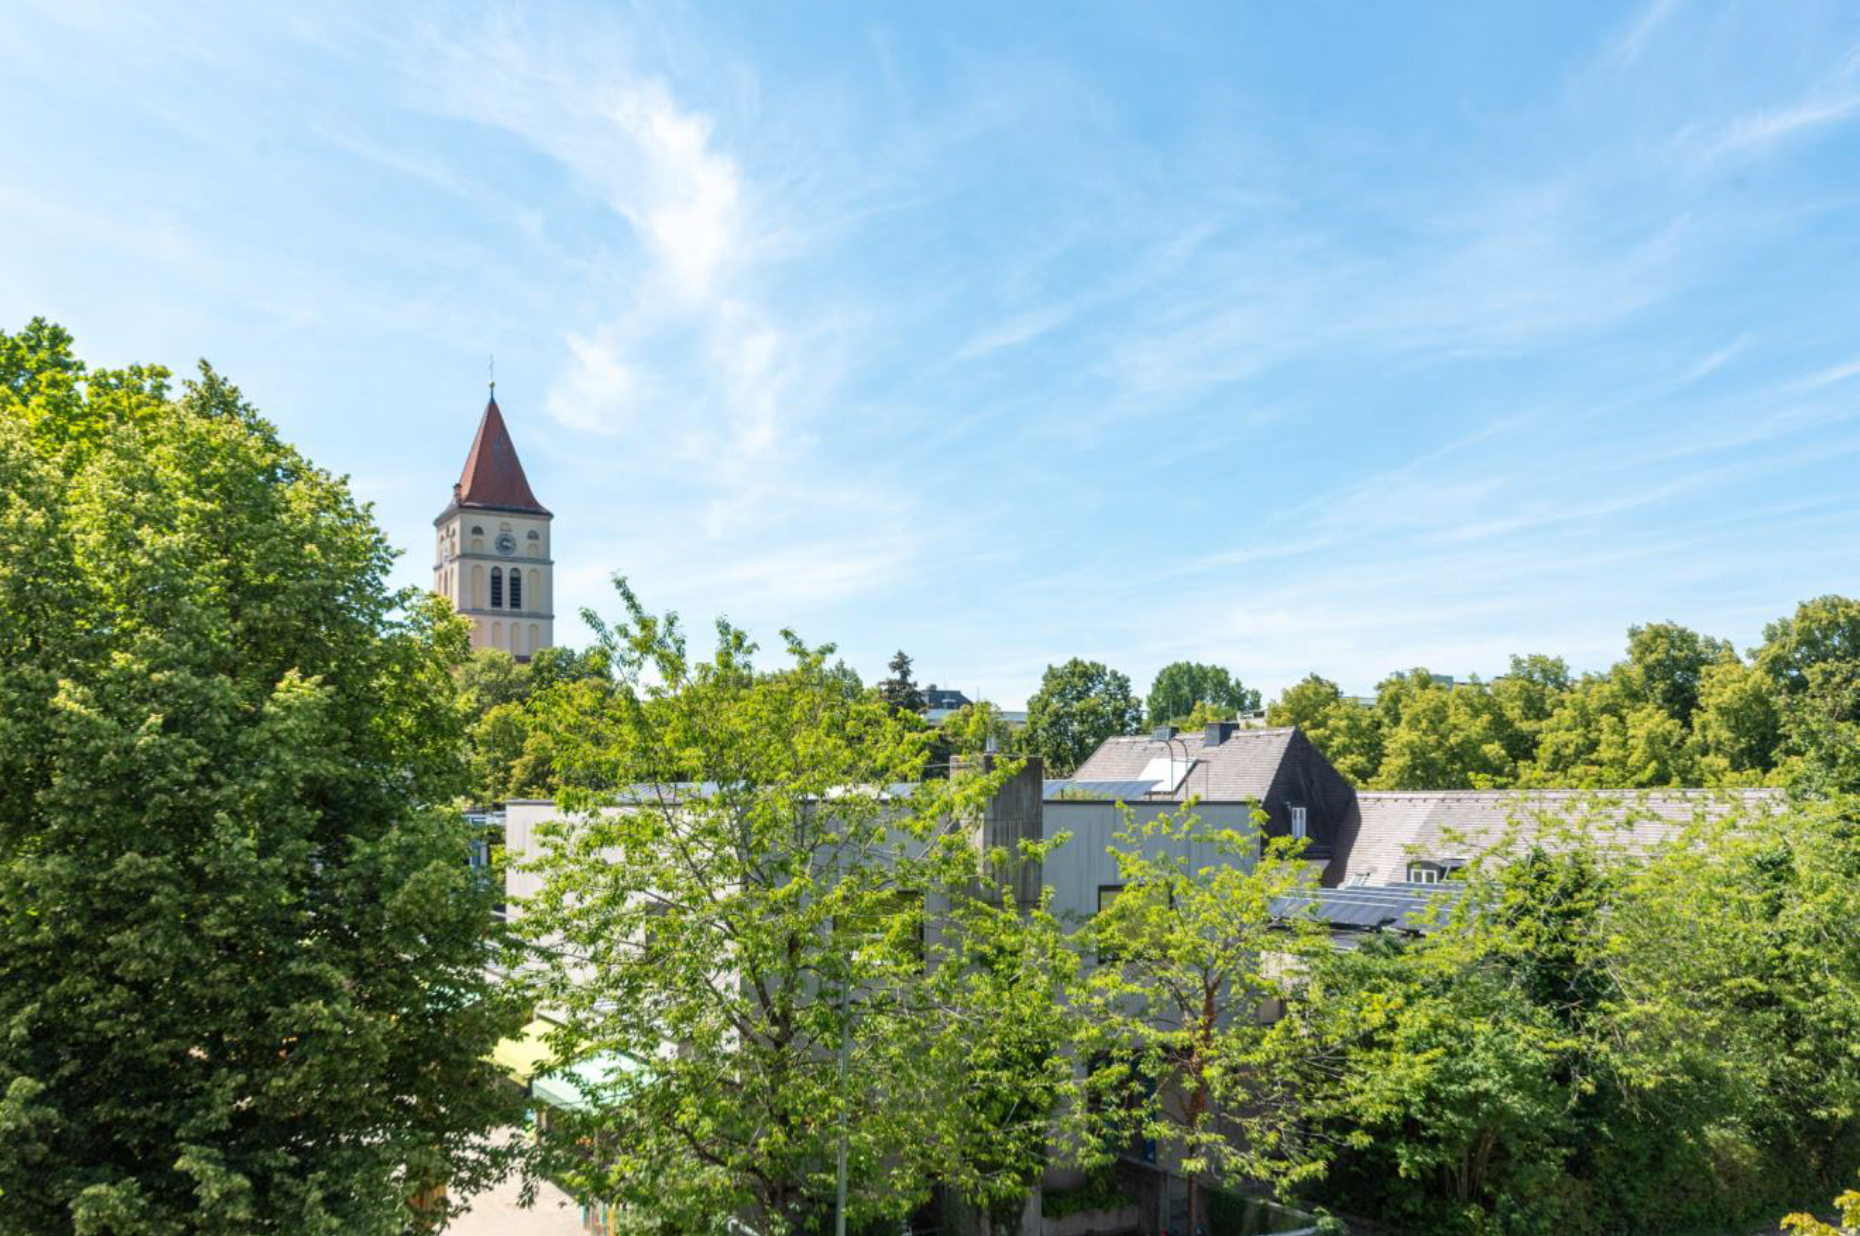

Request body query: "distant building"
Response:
[923, 684, 1027, 727]
[1052, 723, 1778, 892]
[921, 684, 971, 721]
[432, 390, 554, 661]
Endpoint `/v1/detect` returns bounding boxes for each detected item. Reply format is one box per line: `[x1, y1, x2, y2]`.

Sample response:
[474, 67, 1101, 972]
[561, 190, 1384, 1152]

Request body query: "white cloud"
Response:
[1799, 356, 1860, 389]
[1604, 0, 1682, 68]
[1671, 333, 1752, 387]
[1706, 49, 1860, 156]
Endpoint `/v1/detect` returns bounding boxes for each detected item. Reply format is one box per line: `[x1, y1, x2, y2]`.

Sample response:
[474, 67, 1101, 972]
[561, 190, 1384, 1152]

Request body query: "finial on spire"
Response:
[488, 352, 496, 396]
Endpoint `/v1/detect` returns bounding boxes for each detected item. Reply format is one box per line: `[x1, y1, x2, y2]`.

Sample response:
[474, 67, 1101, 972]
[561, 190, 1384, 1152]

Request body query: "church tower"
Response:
[434, 390, 554, 660]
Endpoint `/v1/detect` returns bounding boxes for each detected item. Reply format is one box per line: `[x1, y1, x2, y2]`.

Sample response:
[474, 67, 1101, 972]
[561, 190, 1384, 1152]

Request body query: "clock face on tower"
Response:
[495, 531, 517, 556]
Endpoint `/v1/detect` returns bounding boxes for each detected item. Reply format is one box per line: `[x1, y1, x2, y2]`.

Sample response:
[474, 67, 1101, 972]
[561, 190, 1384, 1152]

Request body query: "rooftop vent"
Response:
[1204, 721, 1239, 745]
[1151, 725, 1178, 742]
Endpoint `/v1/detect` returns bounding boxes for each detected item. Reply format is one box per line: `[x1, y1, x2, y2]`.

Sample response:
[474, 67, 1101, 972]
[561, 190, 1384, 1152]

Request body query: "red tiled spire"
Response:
[453, 394, 549, 515]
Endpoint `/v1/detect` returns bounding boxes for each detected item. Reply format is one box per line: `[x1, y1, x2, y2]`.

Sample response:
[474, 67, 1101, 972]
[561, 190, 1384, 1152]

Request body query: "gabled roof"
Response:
[1066, 727, 1298, 802]
[1330, 788, 1783, 885]
[453, 395, 549, 516]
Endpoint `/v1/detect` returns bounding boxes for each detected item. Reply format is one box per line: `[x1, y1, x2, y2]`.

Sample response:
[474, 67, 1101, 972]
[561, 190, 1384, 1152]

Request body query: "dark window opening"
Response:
[509, 570, 522, 609]
[489, 567, 503, 608]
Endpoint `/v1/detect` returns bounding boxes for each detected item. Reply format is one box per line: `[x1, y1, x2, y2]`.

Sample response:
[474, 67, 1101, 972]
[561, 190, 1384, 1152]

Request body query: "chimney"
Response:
[1204, 721, 1239, 746]
[1151, 725, 1178, 742]
[953, 753, 1044, 909]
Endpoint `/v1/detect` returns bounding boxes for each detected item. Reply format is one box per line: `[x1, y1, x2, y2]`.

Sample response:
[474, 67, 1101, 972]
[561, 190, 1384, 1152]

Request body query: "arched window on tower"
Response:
[508, 568, 522, 610]
[490, 567, 503, 608]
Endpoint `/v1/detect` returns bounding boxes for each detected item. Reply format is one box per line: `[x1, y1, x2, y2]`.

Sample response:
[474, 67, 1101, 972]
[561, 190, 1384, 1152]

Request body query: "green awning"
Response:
[532, 1053, 642, 1113]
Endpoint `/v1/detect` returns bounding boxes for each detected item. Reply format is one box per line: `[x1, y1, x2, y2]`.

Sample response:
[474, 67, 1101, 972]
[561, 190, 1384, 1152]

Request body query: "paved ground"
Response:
[446, 1156, 588, 1236]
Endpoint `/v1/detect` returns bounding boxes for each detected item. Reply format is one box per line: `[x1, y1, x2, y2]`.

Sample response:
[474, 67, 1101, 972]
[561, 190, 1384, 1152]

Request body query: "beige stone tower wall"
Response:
[433, 510, 554, 659]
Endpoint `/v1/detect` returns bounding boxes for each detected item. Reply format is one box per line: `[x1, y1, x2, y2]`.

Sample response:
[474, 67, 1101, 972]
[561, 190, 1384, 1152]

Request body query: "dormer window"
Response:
[1407, 863, 1440, 884]
[1290, 805, 1308, 840]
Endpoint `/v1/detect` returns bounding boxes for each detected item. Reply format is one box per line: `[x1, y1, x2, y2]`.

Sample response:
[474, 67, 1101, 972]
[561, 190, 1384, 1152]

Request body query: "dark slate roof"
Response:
[1273, 882, 1461, 935]
[454, 395, 550, 515]
[1332, 788, 1783, 885]
[1067, 727, 1296, 803]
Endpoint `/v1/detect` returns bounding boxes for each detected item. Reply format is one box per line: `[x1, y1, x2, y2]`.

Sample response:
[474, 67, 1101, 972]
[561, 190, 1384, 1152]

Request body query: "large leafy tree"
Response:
[456, 645, 613, 803]
[1024, 658, 1143, 776]
[1267, 674, 1384, 784]
[0, 321, 520, 1234]
[1757, 596, 1860, 794]
[519, 583, 1074, 1235]
[1079, 805, 1327, 1236]
[1291, 794, 1860, 1234]
[1370, 670, 1526, 790]
[1145, 661, 1261, 727]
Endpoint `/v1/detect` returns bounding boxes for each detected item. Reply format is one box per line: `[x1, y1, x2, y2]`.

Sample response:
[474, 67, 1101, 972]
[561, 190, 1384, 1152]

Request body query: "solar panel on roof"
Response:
[1044, 779, 1165, 802]
[1271, 884, 1460, 934]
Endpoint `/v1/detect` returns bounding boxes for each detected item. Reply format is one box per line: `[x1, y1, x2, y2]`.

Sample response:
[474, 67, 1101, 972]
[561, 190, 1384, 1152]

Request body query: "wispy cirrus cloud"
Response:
[1604, 0, 1683, 69]
[1703, 46, 1860, 156]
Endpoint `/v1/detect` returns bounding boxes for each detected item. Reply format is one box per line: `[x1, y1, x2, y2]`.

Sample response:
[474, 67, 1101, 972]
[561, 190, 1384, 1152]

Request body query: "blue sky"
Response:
[4, 1, 1859, 706]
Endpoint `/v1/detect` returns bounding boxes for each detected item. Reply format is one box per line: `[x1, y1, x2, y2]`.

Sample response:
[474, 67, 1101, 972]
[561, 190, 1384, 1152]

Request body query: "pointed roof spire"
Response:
[454, 392, 550, 515]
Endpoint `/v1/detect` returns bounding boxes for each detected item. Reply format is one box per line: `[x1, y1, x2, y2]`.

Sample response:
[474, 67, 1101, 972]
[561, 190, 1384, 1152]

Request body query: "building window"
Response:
[1407, 863, 1441, 884]
[508, 569, 522, 610]
[1096, 884, 1125, 963]
[1290, 805, 1308, 840]
[471, 525, 483, 536]
[489, 567, 503, 608]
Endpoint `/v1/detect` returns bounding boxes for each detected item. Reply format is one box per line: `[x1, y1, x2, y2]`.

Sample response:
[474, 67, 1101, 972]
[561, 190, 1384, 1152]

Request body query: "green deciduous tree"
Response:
[1370, 672, 1525, 790]
[0, 321, 521, 1235]
[1145, 661, 1261, 727]
[1290, 794, 1860, 1234]
[1267, 675, 1384, 784]
[1758, 597, 1860, 794]
[926, 699, 1022, 781]
[519, 582, 1076, 1235]
[456, 645, 614, 803]
[1025, 659, 1143, 776]
[1620, 622, 1732, 729]
[1080, 805, 1328, 1236]
[1692, 656, 1783, 784]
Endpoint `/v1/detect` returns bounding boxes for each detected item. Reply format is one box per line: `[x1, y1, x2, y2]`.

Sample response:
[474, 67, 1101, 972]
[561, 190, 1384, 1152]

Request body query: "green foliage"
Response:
[0, 320, 522, 1235]
[1372, 670, 1524, 789]
[1039, 1166, 1134, 1219]
[1080, 804, 1330, 1234]
[1267, 675, 1383, 784]
[1024, 658, 1143, 776]
[925, 698, 1022, 781]
[456, 644, 614, 802]
[518, 582, 1081, 1236]
[1263, 606, 1860, 794]
[1782, 1171, 1860, 1235]
[1146, 661, 1262, 727]
[1288, 795, 1860, 1235]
